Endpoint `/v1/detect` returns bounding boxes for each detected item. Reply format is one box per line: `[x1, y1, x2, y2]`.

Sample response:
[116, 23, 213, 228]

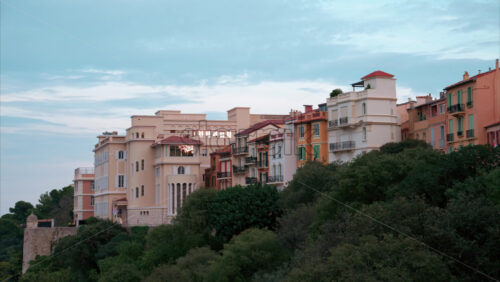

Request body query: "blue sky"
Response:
[1, 0, 499, 214]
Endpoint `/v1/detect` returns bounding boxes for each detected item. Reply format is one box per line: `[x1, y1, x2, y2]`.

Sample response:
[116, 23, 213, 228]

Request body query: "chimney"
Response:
[463, 71, 469, 80]
[478, 70, 481, 74]
[303, 105, 313, 113]
[496, 59, 499, 70]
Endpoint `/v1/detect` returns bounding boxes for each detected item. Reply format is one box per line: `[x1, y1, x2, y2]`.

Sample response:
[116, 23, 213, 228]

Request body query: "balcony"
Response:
[257, 160, 269, 168]
[245, 177, 257, 185]
[267, 175, 283, 183]
[447, 104, 465, 117]
[217, 172, 232, 179]
[338, 117, 349, 127]
[329, 141, 356, 152]
[233, 165, 248, 174]
[232, 146, 248, 155]
[457, 130, 463, 137]
[328, 120, 338, 129]
[446, 133, 454, 142]
[467, 101, 473, 108]
[466, 129, 474, 138]
[219, 151, 231, 159]
[245, 156, 257, 165]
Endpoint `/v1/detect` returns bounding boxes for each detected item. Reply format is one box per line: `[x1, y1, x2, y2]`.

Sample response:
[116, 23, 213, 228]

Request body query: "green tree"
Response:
[34, 185, 74, 226]
[8, 201, 34, 224]
[329, 88, 343, 97]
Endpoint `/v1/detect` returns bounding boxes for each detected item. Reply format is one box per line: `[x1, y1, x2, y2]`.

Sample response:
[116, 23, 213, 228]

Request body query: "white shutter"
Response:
[123, 175, 127, 188]
[124, 151, 127, 160]
[115, 151, 119, 159]
[186, 166, 190, 174]
[173, 166, 177, 175]
[115, 175, 118, 188]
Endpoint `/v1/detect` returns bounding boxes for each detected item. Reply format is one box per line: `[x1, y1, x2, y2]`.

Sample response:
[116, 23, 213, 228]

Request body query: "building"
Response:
[444, 59, 500, 152]
[327, 71, 401, 162]
[406, 94, 447, 150]
[295, 104, 329, 166]
[205, 146, 232, 190]
[92, 108, 288, 226]
[268, 125, 297, 190]
[232, 120, 285, 187]
[73, 167, 95, 224]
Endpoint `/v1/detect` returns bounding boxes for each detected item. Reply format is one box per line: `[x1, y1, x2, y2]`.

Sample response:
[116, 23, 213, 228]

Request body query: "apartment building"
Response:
[327, 71, 401, 162]
[295, 104, 329, 166]
[73, 167, 94, 224]
[444, 59, 500, 152]
[205, 146, 232, 190]
[268, 125, 297, 190]
[232, 120, 285, 186]
[91, 107, 288, 226]
[406, 94, 447, 150]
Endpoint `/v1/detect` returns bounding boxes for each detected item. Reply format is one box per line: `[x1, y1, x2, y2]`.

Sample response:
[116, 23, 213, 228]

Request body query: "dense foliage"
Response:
[7, 142, 500, 281]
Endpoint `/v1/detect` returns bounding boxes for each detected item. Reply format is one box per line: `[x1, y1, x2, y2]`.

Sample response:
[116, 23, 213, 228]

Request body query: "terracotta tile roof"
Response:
[153, 135, 203, 146]
[248, 134, 270, 143]
[444, 69, 495, 90]
[235, 120, 284, 136]
[361, 70, 394, 80]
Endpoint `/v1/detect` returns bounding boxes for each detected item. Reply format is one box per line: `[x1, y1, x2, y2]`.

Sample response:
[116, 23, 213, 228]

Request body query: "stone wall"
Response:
[22, 227, 77, 273]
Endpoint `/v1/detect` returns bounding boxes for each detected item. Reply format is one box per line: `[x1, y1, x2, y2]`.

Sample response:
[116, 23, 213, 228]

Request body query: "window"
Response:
[90, 181, 95, 191]
[136, 161, 139, 172]
[90, 196, 94, 206]
[362, 103, 367, 115]
[449, 119, 454, 133]
[141, 132, 144, 138]
[469, 114, 474, 129]
[467, 87, 473, 105]
[155, 167, 160, 177]
[136, 132, 139, 138]
[170, 145, 194, 157]
[202, 149, 207, 156]
[457, 117, 463, 132]
[447, 93, 452, 107]
[178, 166, 185, 175]
[362, 127, 367, 141]
[439, 104, 445, 114]
[297, 147, 306, 160]
[118, 175, 124, 187]
[278, 145, 282, 158]
[141, 159, 144, 170]
[457, 90, 463, 104]
[118, 150, 124, 159]
[136, 187, 139, 198]
[299, 126, 305, 138]
[313, 123, 320, 137]
[141, 185, 144, 196]
[448, 146, 454, 153]
[313, 144, 320, 160]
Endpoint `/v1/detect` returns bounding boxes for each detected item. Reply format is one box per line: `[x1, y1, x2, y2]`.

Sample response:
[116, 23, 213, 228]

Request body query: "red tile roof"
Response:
[248, 134, 270, 143]
[444, 69, 495, 90]
[154, 135, 202, 146]
[361, 70, 394, 80]
[235, 120, 284, 136]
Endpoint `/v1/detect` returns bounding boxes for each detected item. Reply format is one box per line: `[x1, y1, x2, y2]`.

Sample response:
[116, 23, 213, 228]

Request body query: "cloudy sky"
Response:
[1, 0, 499, 214]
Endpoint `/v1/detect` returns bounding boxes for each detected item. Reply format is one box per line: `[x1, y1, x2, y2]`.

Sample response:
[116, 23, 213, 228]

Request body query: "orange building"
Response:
[407, 94, 447, 151]
[73, 167, 95, 224]
[205, 146, 232, 190]
[444, 59, 500, 152]
[295, 104, 329, 166]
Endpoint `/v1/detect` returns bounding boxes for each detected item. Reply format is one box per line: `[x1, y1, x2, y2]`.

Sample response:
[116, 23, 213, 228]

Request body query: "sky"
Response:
[0, 0, 499, 215]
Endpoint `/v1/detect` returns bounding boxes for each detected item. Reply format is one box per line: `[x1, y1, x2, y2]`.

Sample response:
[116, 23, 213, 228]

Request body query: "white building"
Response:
[327, 71, 401, 162]
[268, 121, 297, 190]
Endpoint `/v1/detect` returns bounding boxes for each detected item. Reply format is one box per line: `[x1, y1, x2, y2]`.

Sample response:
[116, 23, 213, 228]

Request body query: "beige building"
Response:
[93, 108, 288, 226]
[327, 71, 401, 162]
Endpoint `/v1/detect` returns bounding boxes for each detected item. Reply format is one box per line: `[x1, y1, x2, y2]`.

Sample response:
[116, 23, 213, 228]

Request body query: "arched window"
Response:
[178, 166, 185, 175]
[362, 103, 367, 115]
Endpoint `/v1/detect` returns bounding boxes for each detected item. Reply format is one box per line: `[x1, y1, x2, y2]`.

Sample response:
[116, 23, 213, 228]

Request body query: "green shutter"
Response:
[458, 117, 463, 131]
[313, 145, 320, 160]
[469, 114, 474, 130]
[301, 147, 306, 160]
[449, 119, 453, 133]
[467, 87, 472, 103]
[457, 90, 462, 104]
[448, 93, 452, 107]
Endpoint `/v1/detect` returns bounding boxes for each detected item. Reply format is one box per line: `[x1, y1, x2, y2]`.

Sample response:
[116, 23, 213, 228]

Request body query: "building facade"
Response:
[444, 60, 500, 152]
[73, 167, 94, 224]
[295, 104, 329, 166]
[268, 126, 297, 190]
[327, 71, 401, 162]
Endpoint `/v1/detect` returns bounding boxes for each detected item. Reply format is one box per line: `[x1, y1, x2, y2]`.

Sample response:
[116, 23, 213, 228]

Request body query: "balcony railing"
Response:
[267, 175, 283, 183]
[232, 146, 248, 155]
[217, 172, 232, 179]
[447, 104, 465, 115]
[219, 152, 231, 159]
[75, 167, 94, 175]
[257, 160, 269, 168]
[467, 101, 473, 108]
[466, 129, 474, 138]
[328, 120, 338, 129]
[457, 130, 463, 137]
[329, 141, 356, 152]
[245, 156, 257, 165]
[233, 165, 248, 174]
[339, 117, 349, 126]
[446, 133, 454, 142]
[245, 177, 257, 185]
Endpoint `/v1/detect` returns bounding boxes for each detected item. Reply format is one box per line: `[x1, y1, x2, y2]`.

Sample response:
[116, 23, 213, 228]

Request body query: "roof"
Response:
[361, 70, 394, 80]
[235, 120, 284, 136]
[485, 121, 500, 128]
[153, 136, 202, 146]
[444, 69, 495, 90]
[414, 97, 445, 108]
[248, 134, 270, 143]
